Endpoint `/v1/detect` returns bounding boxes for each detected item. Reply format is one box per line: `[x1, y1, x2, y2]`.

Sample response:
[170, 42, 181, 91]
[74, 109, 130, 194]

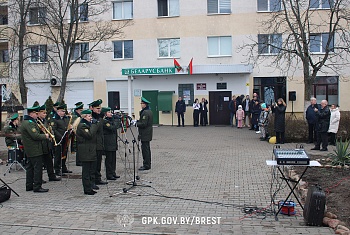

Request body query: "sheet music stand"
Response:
[266, 160, 321, 217]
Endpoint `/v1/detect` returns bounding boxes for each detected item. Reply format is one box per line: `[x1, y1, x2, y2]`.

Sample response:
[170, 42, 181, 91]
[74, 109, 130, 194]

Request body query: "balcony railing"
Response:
[0, 25, 8, 41]
[0, 62, 9, 77]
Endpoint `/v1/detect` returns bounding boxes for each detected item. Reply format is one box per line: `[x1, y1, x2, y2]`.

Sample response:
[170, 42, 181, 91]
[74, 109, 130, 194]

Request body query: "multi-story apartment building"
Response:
[2, 0, 349, 125]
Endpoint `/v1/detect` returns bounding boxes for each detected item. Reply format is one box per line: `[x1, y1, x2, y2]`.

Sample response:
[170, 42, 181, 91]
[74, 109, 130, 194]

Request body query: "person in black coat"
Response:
[251, 98, 261, 131]
[272, 98, 286, 144]
[175, 96, 186, 127]
[311, 100, 331, 151]
[305, 97, 318, 143]
[200, 98, 208, 126]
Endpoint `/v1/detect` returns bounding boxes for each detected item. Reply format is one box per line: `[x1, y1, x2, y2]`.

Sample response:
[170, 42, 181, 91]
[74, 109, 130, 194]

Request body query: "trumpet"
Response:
[37, 119, 58, 146]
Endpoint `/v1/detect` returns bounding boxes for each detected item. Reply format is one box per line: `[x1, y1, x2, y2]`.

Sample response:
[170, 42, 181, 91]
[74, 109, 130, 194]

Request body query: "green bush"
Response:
[328, 138, 350, 166]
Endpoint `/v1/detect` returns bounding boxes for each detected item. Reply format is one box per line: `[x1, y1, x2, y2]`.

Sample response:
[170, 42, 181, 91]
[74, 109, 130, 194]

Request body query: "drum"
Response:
[7, 148, 23, 164]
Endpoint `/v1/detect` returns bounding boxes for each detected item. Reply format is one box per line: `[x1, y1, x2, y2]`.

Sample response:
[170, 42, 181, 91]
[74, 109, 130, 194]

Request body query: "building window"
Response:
[207, 36, 232, 56]
[29, 45, 47, 63]
[158, 38, 180, 58]
[158, 0, 179, 17]
[313, 76, 338, 105]
[71, 43, 89, 61]
[29, 7, 46, 25]
[113, 0, 133, 20]
[310, 33, 334, 53]
[253, 77, 286, 104]
[257, 0, 281, 12]
[178, 84, 194, 106]
[0, 50, 9, 63]
[258, 34, 282, 54]
[208, 0, 231, 14]
[310, 0, 333, 9]
[72, 3, 88, 22]
[113, 40, 133, 59]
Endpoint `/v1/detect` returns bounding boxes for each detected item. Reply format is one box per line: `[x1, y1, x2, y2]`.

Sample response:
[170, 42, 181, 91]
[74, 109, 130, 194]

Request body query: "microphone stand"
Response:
[126, 125, 151, 187]
[113, 115, 139, 196]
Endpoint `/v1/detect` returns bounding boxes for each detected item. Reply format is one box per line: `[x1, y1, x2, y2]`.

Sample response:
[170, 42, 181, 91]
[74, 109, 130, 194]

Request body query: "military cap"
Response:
[57, 104, 67, 110]
[10, 113, 19, 120]
[27, 105, 40, 113]
[101, 107, 111, 113]
[75, 102, 84, 109]
[81, 109, 92, 115]
[53, 101, 61, 107]
[141, 97, 151, 104]
[88, 99, 103, 107]
[39, 104, 46, 111]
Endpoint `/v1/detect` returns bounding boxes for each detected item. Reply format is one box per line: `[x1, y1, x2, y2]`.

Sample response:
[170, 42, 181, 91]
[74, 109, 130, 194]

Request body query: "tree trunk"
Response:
[18, 13, 27, 108]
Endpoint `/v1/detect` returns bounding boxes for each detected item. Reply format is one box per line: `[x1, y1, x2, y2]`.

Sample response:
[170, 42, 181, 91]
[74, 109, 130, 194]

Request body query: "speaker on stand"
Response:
[289, 91, 297, 119]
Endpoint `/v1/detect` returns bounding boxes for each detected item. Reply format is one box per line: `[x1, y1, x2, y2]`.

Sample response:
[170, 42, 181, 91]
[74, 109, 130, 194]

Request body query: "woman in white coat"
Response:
[328, 104, 341, 145]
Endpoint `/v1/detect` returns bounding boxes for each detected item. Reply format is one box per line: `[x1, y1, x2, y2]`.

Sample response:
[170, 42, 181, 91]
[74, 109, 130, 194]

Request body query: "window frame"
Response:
[157, 0, 180, 17]
[207, 36, 232, 57]
[113, 40, 133, 60]
[157, 38, 180, 58]
[71, 2, 89, 22]
[312, 76, 338, 105]
[258, 34, 282, 55]
[207, 0, 231, 14]
[112, 0, 133, 20]
[28, 7, 46, 25]
[29, 45, 48, 63]
[309, 0, 333, 9]
[253, 77, 287, 104]
[71, 43, 89, 62]
[309, 33, 334, 54]
[257, 0, 282, 12]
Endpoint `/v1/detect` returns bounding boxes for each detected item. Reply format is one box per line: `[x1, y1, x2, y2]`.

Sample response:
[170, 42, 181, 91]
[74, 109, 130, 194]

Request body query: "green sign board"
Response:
[122, 67, 175, 75]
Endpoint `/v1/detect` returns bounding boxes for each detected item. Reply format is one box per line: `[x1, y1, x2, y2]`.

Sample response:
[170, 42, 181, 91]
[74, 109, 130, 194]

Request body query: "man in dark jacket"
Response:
[306, 97, 318, 144]
[228, 95, 238, 126]
[102, 107, 120, 180]
[311, 100, 331, 151]
[52, 104, 72, 176]
[175, 96, 186, 127]
[136, 97, 153, 171]
[20, 106, 49, 192]
[89, 99, 108, 185]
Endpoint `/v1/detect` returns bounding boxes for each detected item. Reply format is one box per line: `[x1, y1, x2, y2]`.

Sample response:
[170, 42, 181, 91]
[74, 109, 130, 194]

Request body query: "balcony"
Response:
[0, 25, 7, 42]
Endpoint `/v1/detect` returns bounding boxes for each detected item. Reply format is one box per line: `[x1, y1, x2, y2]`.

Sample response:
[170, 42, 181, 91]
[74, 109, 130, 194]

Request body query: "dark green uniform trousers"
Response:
[82, 161, 96, 193]
[105, 151, 116, 178]
[42, 153, 56, 179]
[141, 141, 151, 169]
[26, 155, 43, 191]
[95, 150, 103, 182]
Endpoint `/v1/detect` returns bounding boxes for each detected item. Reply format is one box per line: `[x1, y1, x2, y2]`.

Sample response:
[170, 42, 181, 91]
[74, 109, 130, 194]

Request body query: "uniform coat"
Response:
[137, 107, 153, 142]
[76, 119, 100, 162]
[20, 115, 47, 157]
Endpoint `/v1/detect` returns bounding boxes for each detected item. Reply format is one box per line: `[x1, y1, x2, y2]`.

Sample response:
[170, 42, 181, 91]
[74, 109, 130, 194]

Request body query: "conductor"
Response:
[135, 97, 153, 171]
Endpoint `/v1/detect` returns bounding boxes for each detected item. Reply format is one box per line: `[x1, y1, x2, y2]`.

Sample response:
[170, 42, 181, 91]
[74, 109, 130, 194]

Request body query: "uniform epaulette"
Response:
[29, 120, 33, 123]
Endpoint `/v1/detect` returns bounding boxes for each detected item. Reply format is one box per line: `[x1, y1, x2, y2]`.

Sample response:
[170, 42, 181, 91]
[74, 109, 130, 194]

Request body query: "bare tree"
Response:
[241, 0, 350, 102]
[21, 0, 132, 103]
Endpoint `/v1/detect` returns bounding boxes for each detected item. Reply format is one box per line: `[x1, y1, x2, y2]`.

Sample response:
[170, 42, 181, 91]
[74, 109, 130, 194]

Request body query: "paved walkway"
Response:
[0, 126, 334, 234]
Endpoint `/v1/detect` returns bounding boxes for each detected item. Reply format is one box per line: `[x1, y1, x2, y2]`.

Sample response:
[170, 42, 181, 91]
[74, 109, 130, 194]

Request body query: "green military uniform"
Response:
[38, 105, 60, 181]
[89, 99, 106, 184]
[47, 101, 60, 123]
[52, 104, 71, 175]
[76, 109, 101, 194]
[71, 102, 84, 166]
[137, 97, 153, 170]
[4, 113, 21, 147]
[20, 106, 48, 192]
[102, 107, 119, 180]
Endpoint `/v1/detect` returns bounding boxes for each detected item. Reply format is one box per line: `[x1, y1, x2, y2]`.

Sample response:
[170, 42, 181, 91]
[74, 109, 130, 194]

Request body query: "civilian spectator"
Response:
[328, 104, 340, 146]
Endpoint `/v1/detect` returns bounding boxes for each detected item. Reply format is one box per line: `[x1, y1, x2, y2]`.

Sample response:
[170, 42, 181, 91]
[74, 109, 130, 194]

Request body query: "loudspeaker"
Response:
[108, 92, 120, 110]
[289, 91, 296, 101]
[50, 78, 57, 86]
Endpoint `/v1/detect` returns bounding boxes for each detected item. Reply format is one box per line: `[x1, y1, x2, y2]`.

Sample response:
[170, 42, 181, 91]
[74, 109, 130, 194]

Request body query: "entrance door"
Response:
[142, 90, 159, 124]
[209, 91, 232, 125]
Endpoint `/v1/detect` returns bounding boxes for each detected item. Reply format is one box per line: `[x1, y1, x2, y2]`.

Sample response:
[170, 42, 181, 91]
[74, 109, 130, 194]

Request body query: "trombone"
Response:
[37, 119, 58, 146]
